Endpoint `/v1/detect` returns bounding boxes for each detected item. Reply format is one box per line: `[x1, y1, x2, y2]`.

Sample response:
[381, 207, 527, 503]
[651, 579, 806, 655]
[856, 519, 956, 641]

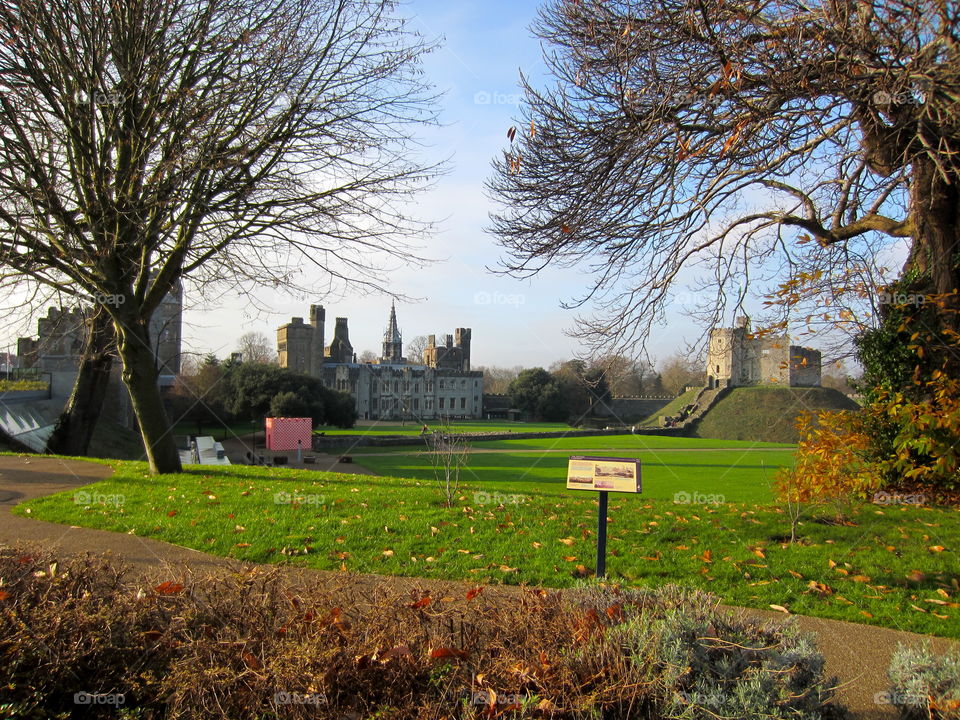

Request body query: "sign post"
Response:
[596, 490, 609, 577]
[566, 456, 641, 579]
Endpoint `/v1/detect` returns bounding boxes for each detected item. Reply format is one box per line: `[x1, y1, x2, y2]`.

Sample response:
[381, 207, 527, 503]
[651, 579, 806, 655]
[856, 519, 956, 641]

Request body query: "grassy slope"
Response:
[13, 458, 959, 638]
[693, 386, 861, 443]
[639, 388, 701, 425]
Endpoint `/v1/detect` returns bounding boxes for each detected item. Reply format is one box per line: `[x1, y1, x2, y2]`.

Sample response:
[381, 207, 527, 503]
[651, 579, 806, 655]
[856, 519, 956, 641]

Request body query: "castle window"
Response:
[460, 397, 466, 409]
[439, 380, 444, 389]
[439, 397, 445, 409]
[413, 398, 419, 410]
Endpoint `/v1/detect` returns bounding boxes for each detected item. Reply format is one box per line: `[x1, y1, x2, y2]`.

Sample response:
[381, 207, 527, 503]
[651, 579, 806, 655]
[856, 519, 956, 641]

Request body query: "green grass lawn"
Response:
[353, 451, 792, 505]
[13, 452, 959, 638]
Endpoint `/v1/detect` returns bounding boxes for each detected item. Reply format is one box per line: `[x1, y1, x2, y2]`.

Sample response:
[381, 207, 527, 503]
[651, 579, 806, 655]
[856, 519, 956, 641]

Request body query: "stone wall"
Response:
[311, 426, 686, 450]
[789, 346, 821, 387]
[592, 396, 674, 420]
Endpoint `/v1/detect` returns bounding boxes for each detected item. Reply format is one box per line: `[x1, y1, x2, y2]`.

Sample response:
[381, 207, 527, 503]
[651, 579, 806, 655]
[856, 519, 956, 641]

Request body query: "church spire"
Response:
[381, 301, 403, 363]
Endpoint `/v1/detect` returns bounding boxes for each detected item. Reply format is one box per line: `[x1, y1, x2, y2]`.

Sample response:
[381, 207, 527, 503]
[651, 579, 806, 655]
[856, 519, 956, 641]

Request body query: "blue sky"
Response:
[0, 0, 753, 369]
[178, 0, 709, 368]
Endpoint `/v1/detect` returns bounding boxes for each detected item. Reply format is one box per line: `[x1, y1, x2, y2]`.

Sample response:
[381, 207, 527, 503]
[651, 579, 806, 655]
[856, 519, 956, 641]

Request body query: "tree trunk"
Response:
[905, 157, 960, 374]
[45, 307, 116, 456]
[114, 315, 182, 474]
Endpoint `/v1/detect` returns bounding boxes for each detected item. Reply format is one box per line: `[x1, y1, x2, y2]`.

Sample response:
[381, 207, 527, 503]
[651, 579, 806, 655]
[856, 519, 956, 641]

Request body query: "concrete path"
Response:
[1, 454, 957, 719]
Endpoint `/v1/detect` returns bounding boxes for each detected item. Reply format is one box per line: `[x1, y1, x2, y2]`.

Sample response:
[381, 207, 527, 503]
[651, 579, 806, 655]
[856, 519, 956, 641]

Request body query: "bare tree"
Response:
[45, 305, 116, 455]
[358, 349, 378, 363]
[0, 0, 439, 473]
[424, 420, 469, 508]
[488, 0, 960, 372]
[658, 354, 704, 396]
[473, 364, 521, 394]
[235, 331, 276, 365]
[405, 334, 428, 364]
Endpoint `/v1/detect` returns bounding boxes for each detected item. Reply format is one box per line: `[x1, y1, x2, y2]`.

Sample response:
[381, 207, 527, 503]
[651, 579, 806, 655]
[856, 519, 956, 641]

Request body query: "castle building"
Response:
[706, 317, 821, 389]
[17, 283, 183, 381]
[277, 304, 482, 421]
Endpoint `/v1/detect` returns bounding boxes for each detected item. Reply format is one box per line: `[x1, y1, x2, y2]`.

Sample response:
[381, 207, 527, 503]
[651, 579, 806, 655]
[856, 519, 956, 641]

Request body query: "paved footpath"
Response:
[1, 454, 957, 720]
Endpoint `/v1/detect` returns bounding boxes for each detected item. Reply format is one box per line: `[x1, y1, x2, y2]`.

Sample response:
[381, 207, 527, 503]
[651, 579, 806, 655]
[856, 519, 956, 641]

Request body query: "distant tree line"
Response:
[169, 356, 356, 434]
[486, 354, 706, 423]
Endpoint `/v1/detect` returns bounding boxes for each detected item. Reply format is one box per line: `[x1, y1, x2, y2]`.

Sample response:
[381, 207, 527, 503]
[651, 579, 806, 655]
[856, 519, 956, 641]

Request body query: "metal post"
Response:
[597, 491, 609, 578]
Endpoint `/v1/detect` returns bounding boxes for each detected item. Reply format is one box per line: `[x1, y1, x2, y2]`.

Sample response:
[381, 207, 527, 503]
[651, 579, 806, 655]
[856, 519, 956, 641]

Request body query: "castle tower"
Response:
[381, 301, 403, 363]
[309, 304, 325, 377]
[326, 317, 353, 363]
[454, 328, 471, 371]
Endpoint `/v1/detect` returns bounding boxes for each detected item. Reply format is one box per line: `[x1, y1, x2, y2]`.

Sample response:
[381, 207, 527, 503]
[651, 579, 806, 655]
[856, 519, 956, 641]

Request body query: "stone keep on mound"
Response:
[706, 317, 821, 390]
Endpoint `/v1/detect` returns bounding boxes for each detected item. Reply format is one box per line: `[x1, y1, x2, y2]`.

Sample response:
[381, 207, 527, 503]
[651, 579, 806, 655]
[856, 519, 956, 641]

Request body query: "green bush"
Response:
[0, 547, 847, 719]
[886, 643, 960, 719]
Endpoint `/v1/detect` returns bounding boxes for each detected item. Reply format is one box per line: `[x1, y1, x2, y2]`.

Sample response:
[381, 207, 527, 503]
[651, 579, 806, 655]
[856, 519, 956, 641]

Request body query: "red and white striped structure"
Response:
[265, 417, 312, 451]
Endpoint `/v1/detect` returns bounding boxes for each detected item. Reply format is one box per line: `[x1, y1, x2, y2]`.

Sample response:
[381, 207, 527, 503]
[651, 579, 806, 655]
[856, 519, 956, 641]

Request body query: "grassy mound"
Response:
[639, 387, 701, 425]
[692, 386, 860, 443]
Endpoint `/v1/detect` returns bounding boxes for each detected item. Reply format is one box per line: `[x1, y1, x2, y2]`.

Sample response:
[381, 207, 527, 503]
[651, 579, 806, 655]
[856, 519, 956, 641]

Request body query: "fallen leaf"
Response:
[929, 545, 946, 553]
[154, 581, 184, 595]
[408, 596, 431, 609]
[559, 537, 575, 546]
[430, 647, 468, 660]
[466, 587, 483, 601]
[242, 651, 262, 670]
[769, 604, 790, 614]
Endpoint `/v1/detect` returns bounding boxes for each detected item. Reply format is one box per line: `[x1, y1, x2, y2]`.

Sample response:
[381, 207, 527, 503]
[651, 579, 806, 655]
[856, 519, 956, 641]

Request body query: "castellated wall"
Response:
[789, 346, 821, 387]
[706, 323, 821, 388]
[757, 338, 791, 385]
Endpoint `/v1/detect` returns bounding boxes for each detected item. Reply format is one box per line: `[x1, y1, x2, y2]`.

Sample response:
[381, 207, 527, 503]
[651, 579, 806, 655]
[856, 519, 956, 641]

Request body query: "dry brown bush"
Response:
[0, 546, 847, 719]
